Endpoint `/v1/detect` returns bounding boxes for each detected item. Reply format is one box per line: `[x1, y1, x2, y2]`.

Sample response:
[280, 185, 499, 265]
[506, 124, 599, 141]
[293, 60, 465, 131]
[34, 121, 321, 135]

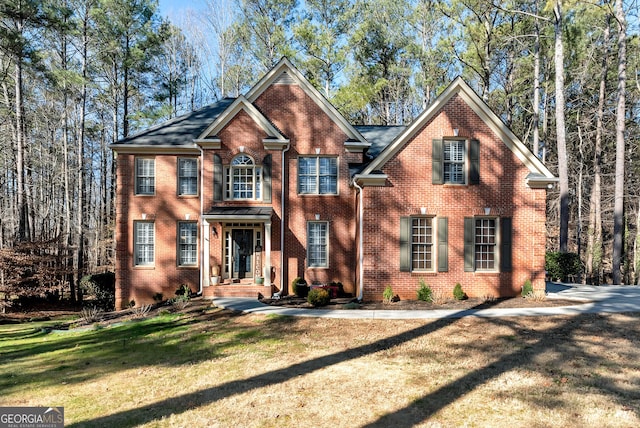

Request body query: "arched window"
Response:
[226, 154, 261, 200]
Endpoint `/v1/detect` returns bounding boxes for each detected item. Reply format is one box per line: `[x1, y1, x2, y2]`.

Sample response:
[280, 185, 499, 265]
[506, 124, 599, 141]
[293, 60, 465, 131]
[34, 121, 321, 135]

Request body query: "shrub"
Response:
[80, 306, 103, 323]
[171, 284, 191, 310]
[307, 287, 330, 307]
[545, 251, 581, 282]
[417, 280, 433, 302]
[80, 272, 115, 311]
[431, 291, 449, 305]
[130, 304, 152, 318]
[382, 285, 394, 304]
[453, 283, 466, 300]
[521, 279, 534, 297]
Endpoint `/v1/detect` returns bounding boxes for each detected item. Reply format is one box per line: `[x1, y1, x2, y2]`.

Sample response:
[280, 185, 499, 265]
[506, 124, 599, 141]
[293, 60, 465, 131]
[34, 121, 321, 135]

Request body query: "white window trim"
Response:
[177, 158, 198, 196]
[474, 217, 499, 272]
[177, 221, 198, 267]
[443, 139, 467, 185]
[298, 156, 339, 195]
[410, 216, 435, 272]
[134, 221, 155, 267]
[135, 157, 155, 195]
[307, 221, 329, 268]
[224, 155, 262, 201]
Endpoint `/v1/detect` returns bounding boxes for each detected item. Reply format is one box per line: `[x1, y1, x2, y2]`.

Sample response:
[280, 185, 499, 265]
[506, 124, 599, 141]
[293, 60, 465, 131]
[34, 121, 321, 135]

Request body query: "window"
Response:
[475, 218, 496, 270]
[134, 221, 154, 266]
[225, 154, 262, 200]
[135, 158, 155, 195]
[401, 216, 447, 272]
[411, 217, 434, 271]
[178, 158, 198, 195]
[307, 221, 328, 267]
[298, 157, 338, 195]
[432, 139, 479, 185]
[444, 140, 465, 184]
[178, 222, 198, 266]
[465, 217, 512, 272]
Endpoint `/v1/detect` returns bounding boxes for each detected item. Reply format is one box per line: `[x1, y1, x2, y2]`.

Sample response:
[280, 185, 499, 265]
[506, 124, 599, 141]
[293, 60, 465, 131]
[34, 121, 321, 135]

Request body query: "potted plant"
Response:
[210, 264, 221, 285]
[292, 277, 308, 297]
[255, 276, 265, 285]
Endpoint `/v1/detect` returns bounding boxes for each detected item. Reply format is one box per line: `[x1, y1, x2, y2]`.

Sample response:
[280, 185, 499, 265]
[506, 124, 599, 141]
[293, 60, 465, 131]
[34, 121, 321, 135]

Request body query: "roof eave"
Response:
[354, 173, 389, 187]
[109, 144, 200, 155]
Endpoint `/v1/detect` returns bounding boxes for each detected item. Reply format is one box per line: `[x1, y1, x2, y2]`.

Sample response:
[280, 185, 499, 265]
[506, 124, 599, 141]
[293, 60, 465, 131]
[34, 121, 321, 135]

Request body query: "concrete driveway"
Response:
[211, 283, 640, 320]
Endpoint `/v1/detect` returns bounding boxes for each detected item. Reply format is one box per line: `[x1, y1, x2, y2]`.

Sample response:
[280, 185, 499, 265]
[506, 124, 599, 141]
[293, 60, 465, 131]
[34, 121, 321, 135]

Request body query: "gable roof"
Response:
[110, 98, 235, 153]
[196, 95, 287, 142]
[359, 77, 557, 188]
[246, 57, 369, 149]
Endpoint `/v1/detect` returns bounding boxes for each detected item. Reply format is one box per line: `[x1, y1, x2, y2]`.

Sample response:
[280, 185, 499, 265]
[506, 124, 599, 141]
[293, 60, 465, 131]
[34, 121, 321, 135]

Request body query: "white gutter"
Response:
[197, 145, 205, 296]
[353, 179, 364, 301]
[280, 143, 291, 295]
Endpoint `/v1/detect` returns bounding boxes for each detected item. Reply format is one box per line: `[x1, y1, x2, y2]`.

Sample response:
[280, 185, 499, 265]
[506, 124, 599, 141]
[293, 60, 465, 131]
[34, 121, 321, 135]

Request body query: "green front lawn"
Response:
[2, 303, 640, 427]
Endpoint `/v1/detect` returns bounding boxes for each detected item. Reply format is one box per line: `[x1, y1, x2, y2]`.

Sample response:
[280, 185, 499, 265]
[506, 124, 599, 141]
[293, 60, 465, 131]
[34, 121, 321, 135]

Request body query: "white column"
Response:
[264, 221, 271, 286]
[203, 220, 210, 286]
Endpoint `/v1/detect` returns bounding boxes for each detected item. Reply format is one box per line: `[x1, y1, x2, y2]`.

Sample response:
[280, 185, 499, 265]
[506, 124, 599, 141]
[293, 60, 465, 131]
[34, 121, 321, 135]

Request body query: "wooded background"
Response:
[1, 0, 639, 303]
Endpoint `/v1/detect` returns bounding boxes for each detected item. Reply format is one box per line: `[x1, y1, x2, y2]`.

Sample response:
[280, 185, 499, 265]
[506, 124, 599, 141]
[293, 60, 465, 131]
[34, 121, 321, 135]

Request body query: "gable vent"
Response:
[274, 71, 297, 85]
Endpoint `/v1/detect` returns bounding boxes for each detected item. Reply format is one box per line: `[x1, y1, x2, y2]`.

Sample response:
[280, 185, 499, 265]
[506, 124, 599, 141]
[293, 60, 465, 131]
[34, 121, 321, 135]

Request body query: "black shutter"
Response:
[263, 154, 272, 203]
[432, 139, 443, 184]
[400, 217, 411, 272]
[500, 217, 512, 272]
[437, 217, 448, 272]
[464, 217, 475, 272]
[213, 154, 223, 201]
[469, 139, 480, 184]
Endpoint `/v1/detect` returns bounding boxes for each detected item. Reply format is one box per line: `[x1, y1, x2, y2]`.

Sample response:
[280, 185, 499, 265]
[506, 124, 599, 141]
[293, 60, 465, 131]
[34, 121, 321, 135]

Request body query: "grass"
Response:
[1, 302, 640, 427]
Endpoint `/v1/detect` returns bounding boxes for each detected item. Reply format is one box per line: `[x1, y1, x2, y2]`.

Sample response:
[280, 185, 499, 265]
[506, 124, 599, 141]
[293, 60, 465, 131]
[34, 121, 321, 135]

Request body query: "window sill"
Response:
[473, 271, 499, 275]
[133, 265, 155, 270]
[177, 265, 199, 269]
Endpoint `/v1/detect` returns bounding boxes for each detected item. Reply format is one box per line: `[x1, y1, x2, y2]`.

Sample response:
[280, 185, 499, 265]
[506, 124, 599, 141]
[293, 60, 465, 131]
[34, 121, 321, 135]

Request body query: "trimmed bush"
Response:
[453, 283, 467, 300]
[417, 279, 433, 302]
[382, 285, 394, 304]
[521, 279, 534, 297]
[307, 287, 330, 307]
[80, 272, 115, 311]
[545, 251, 581, 282]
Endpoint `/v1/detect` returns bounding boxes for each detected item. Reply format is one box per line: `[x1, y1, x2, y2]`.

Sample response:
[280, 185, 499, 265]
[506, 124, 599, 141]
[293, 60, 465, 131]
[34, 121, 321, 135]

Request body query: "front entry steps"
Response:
[203, 282, 273, 299]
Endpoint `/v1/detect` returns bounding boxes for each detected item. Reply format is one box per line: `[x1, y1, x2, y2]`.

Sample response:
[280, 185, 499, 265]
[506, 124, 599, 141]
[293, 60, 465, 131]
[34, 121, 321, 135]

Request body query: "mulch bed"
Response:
[259, 295, 587, 310]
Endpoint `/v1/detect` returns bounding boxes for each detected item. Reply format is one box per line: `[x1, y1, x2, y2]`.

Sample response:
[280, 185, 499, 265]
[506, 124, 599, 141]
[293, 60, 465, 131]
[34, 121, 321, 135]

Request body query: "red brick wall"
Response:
[254, 84, 359, 294]
[361, 94, 547, 301]
[115, 153, 201, 309]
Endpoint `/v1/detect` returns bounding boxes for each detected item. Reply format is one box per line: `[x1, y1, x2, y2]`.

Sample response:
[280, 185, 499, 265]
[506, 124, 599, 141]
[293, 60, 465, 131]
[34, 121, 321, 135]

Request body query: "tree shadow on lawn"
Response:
[67, 303, 640, 428]
[0, 307, 298, 394]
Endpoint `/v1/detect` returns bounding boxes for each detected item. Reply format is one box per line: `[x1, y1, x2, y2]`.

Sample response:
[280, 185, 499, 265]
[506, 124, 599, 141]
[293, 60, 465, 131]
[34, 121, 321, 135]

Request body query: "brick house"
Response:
[111, 58, 556, 309]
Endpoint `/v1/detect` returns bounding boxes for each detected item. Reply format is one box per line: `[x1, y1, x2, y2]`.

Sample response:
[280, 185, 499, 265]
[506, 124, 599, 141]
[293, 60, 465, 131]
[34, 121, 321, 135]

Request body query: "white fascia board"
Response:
[354, 173, 389, 187]
[109, 144, 200, 155]
[196, 95, 286, 141]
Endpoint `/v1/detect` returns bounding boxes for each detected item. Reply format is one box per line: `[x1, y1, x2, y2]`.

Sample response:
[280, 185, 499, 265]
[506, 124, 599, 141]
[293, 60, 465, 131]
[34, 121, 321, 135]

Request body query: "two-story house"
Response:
[110, 58, 556, 309]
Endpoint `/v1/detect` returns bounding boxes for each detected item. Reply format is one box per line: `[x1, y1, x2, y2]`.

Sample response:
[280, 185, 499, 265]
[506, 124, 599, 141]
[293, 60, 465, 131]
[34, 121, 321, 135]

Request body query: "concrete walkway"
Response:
[212, 283, 640, 319]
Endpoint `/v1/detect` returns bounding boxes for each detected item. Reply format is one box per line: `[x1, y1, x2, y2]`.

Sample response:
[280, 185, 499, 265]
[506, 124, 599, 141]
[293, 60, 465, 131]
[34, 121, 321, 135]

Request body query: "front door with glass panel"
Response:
[231, 229, 253, 279]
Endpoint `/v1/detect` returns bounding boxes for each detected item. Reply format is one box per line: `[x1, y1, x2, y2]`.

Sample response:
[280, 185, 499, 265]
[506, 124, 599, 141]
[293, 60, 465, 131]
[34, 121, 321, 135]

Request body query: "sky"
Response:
[157, 0, 203, 21]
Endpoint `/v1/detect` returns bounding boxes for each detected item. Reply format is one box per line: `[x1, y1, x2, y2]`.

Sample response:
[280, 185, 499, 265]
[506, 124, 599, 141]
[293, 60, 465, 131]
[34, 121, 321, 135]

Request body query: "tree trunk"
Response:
[586, 17, 609, 285]
[612, 0, 626, 284]
[554, 0, 569, 253]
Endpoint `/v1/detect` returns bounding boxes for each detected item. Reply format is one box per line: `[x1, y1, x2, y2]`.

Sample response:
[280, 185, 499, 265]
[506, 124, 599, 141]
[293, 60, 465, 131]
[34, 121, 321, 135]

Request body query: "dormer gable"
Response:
[357, 77, 557, 189]
[246, 57, 370, 153]
[194, 95, 289, 150]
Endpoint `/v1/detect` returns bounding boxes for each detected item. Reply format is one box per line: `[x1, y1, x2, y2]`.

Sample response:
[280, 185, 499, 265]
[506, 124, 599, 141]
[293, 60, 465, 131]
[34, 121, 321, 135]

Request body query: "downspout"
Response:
[353, 179, 364, 301]
[197, 144, 205, 296]
[280, 143, 291, 295]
